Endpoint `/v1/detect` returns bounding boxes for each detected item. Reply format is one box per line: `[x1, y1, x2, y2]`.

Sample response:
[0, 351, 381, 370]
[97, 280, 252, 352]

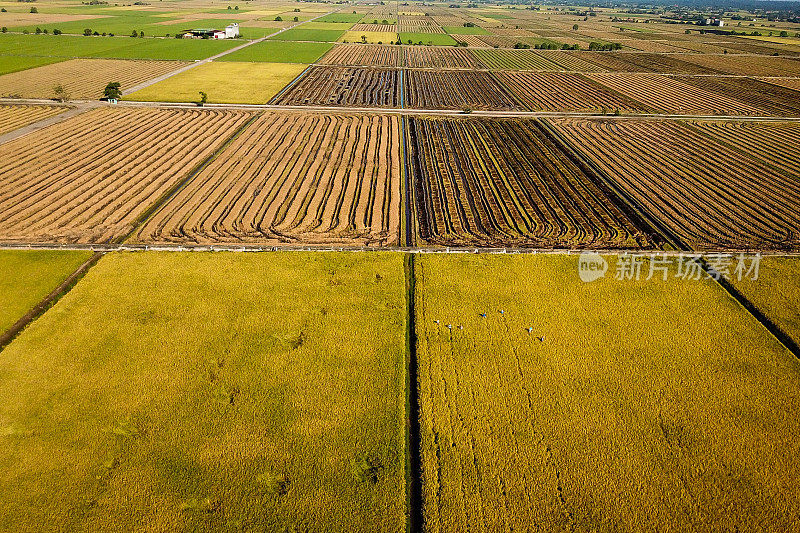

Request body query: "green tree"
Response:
[198, 91, 208, 106]
[103, 81, 122, 100]
[53, 84, 69, 102]
[130, 29, 138, 37]
[84, 28, 93, 36]
[573, 24, 578, 30]
[30, 7, 38, 13]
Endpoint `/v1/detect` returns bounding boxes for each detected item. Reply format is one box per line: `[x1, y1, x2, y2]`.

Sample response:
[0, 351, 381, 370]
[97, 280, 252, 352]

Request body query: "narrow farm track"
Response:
[134, 112, 402, 247]
[407, 117, 652, 248]
[0, 107, 253, 243]
[550, 118, 800, 251]
[0, 104, 69, 136]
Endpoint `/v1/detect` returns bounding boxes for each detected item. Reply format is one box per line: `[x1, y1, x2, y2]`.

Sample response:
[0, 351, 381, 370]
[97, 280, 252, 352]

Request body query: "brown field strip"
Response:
[471, 49, 562, 71]
[0, 59, 190, 100]
[403, 47, 482, 69]
[318, 45, 402, 67]
[550, 118, 800, 251]
[270, 66, 400, 107]
[587, 73, 765, 115]
[535, 50, 609, 72]
[134, 113, 401, 246]
[580, 52, 719, 74]
[674, 76, 800, 116]
[762, 77, 800, 92]
[408, 117, 652, 248]
[404, 70, 522, 111]
[496, 72, 647, 113]
[686, 121, 800, 181]
[680, 54, 800, 77]
[0, 104, 67, 136]
[0, 107, 253, 244]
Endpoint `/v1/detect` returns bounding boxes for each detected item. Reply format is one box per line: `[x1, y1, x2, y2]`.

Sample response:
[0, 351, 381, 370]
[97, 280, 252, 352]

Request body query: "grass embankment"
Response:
[0, 250, 91, 333]
[124, 61, 306, 104]
[0, 251, 407, 531]
[415, 253, 800, 531]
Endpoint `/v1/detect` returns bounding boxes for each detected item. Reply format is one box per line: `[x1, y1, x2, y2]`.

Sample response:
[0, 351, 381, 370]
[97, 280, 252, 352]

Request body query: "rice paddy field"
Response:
[0, 251, 407, 531]
[123, 62, 306, 104]
[0, 250, 91, 333]
[2, 0, 800, 530]
[414, 253, 800, 531]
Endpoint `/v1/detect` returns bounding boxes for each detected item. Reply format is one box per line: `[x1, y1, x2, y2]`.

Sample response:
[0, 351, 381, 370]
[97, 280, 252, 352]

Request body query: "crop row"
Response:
[407, 117, 652, 248]
[135, 113, 401, 247]
[0, 104, 67, 136]
[550, 118, 800, 250]
[0, 107, 252, 243]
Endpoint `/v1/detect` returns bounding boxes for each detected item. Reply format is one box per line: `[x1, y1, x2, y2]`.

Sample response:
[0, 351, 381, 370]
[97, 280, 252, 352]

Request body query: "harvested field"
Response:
[416, 253, 800, 531]
[763, 77, 800, 92]
[454, 34, 489, 47]
[497, 72, 646, 113]
[536, 50, 609, 72]
[404, 70, 522, 110]
[674, 76, 800, 116]
[581, 52, 717, 74]
[0, 107, 253, 244]
[271, 66, 399, 107]
[680, 54, 800, 77]
[0, 251, 406, 531]
[587, 73, 764, 115]
[550, 118, 800, 250]
[351, 24, 396, 32]
[624, 39, 690, 53]
[471, 49, 562, 70]
[135, 113, 401, 247]
[474, 35, 519, 48]
[319, 44, 401, 67]
[0, 104, 67, 136]
[687, 121, 800, 180]
[403, 46, 482, 69]
[0, 58, 188, 100]
[408, 117, 651, 248]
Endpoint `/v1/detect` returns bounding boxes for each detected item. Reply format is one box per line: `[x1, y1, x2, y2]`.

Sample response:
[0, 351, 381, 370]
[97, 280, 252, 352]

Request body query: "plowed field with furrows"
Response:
[271, 66, 400, 107]
[0, 104, 67, 136]
[408, 117, 652, 248]
[404, 70, 522, 110]
[496, 72, 647, 113]
[135, 113, 401, 246]
[673, 76, 800, 116]
[0, 107, 252, 243]
[550, 118, 800, 251]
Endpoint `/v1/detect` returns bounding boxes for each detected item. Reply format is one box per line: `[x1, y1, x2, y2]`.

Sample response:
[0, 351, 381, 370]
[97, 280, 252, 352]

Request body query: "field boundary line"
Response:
[118, 111, 265, 244]
[703, 260, 800, 360]
[404, 253, 423, 533]
[267, 65, 313, 104]
[0, 251, 104, 352]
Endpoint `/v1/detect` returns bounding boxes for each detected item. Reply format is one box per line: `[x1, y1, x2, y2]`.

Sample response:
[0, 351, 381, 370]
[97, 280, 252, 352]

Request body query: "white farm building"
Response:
[181, 23, 239, 39]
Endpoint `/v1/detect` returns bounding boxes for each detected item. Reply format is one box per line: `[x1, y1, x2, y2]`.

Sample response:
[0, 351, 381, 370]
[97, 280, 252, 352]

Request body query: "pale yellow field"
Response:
[124, 61, 307, 104]
[341, 31, 398, 44]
